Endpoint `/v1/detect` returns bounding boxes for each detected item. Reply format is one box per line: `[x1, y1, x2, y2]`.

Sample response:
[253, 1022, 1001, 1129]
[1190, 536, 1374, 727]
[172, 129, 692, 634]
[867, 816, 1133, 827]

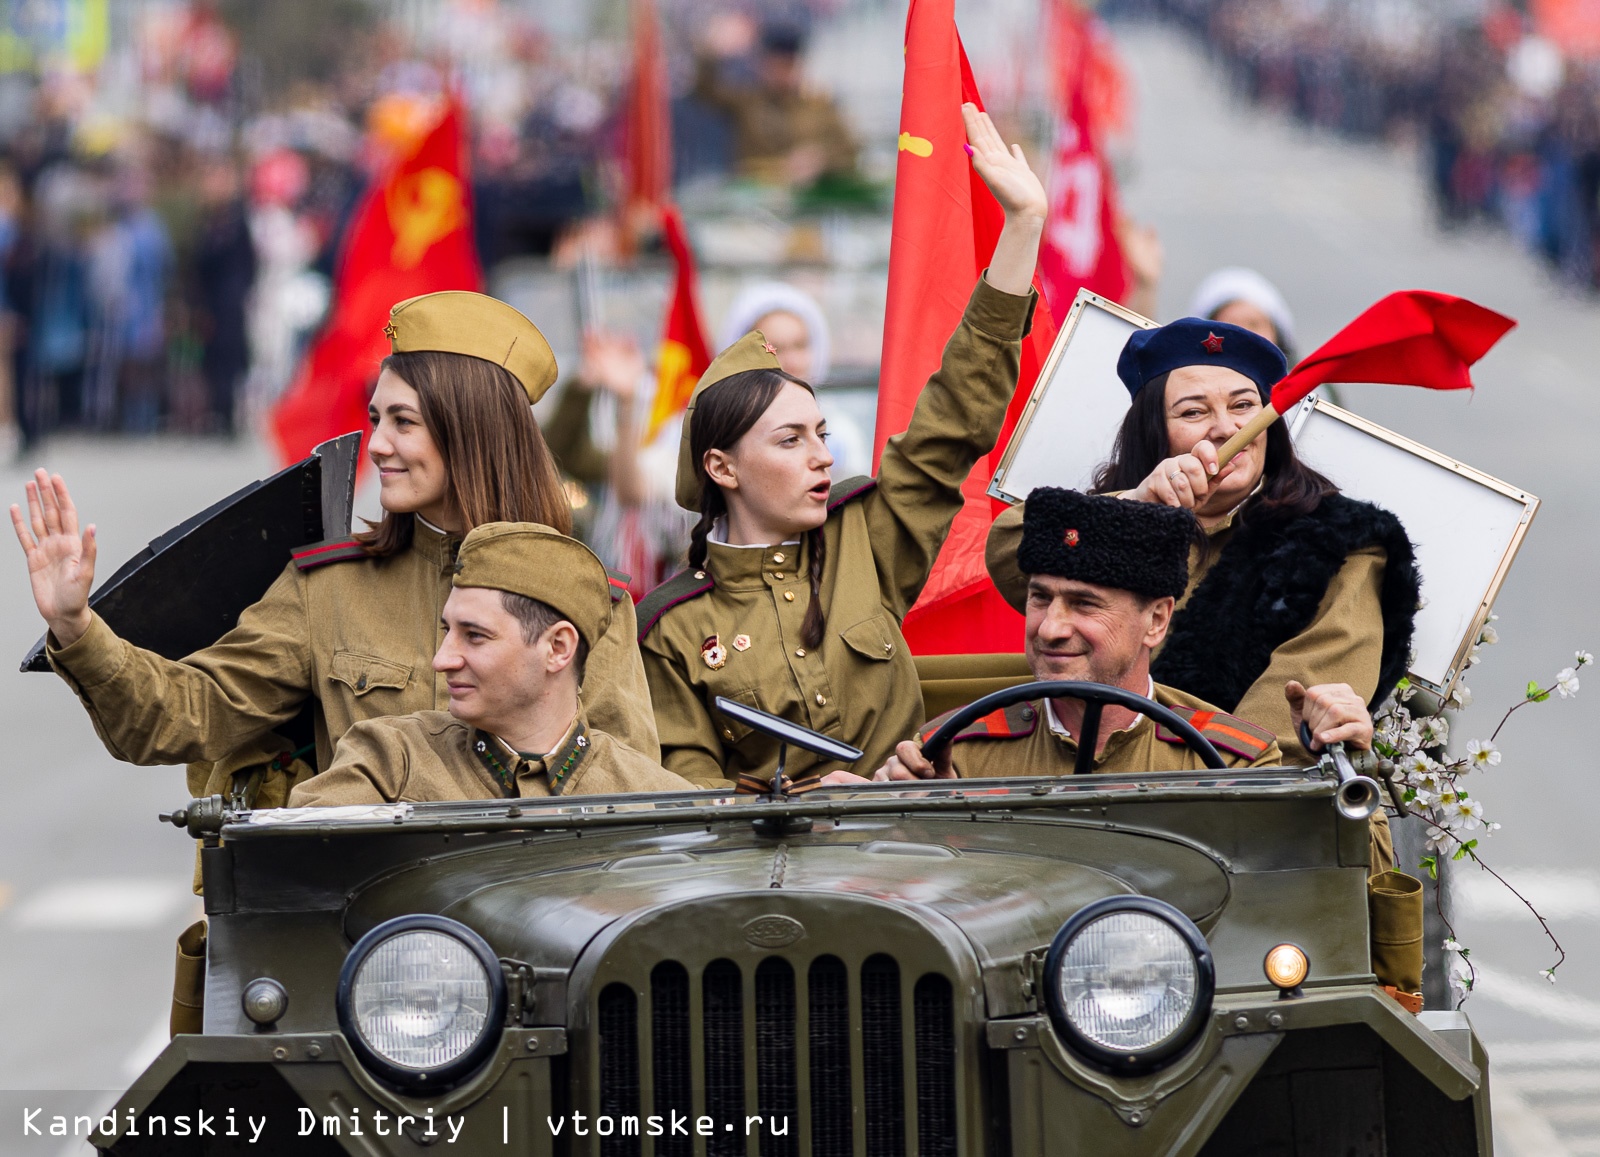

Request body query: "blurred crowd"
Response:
[0, 0, 863, 454]
[1125, 0, 1600, 290]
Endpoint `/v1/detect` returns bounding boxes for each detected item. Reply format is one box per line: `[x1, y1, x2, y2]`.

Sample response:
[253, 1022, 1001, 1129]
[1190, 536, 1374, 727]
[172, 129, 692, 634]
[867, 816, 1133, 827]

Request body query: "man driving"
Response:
[291, 523, 690, 805]
[867, 488, 1376, 782]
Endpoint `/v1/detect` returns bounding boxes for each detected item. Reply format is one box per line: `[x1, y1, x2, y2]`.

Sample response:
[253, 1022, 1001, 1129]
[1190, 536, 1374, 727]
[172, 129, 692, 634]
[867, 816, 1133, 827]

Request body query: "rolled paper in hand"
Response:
[1212, 291, 1517, 470]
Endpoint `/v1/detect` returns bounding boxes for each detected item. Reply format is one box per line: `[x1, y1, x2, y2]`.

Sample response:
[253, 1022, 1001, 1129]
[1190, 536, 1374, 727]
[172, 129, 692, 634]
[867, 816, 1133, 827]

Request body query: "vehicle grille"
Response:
[596, 954, 956, 1156]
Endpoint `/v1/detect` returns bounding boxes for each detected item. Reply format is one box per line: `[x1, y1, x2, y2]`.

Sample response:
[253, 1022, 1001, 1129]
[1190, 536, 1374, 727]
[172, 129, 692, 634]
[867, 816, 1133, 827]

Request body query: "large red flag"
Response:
[1035, 1, 1129, 316]
[622, 0, 672, 230]
[645, 205, 713, 441]
[876, 0, 1057, 655]
[271, 102, 482, 466]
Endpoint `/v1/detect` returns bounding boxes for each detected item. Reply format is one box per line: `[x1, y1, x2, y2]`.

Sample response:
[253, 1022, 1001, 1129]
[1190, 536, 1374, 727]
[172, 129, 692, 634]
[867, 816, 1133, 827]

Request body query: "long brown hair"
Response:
[1091, 372, 1335, 523]
[687, 368, 828, 650]
[357, 349, 572, 557]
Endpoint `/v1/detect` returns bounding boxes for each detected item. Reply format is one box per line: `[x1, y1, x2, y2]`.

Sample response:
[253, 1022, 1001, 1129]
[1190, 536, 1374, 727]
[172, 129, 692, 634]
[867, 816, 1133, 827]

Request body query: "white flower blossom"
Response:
[1443, 938, 1464, 952]
[1556, 667, 1581, 698]
[1418, 715, 1450, 748]
[1467, 650, 1481, 666]
[1577, 650, 1594, 667]
[1426, 826, 1462, 855]
[1478, 624, 1499, 645]
[1449, 961, 1474, 999]
[1445, 796, 1485, 831]
[1540, 968, 1557, 983]
[1466, 739, 1501, 769]
[1449, 683, 1473, 708]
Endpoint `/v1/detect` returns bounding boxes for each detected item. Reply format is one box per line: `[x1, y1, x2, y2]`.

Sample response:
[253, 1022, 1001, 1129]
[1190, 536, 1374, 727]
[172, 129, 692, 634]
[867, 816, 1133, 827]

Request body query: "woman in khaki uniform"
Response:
[12, 291, 660, 798]
[994, 316, 1419, 769]
[637, 106, 1045, 788]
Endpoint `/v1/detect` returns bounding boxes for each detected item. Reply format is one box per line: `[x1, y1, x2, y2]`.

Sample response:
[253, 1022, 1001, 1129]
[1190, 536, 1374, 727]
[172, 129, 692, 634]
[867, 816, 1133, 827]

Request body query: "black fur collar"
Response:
[1151, 494, 1420, 712]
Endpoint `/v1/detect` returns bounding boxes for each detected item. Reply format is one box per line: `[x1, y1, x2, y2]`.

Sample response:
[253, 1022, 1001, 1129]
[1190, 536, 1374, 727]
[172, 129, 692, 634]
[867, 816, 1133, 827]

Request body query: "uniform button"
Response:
[1020, 706, 1035, 721]
[695, 571, 706, 579]
[882, 643, 892, 654]
[784, 591, 795, 602]
[815, 693, 826, 707]
[773, 572, 784, 580]
[795, 648, 806, 658]
[723, 729, 735, 741]
[356, 675, 368, 691]
[772, 552, 785, 564]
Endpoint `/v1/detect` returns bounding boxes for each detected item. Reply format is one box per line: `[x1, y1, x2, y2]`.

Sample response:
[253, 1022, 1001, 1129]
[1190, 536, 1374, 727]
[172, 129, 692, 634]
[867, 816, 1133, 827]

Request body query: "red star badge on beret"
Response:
[762, 341, 778, 356]
[1063, 528, 1080, 547]
[1202, 332, 1225, 354]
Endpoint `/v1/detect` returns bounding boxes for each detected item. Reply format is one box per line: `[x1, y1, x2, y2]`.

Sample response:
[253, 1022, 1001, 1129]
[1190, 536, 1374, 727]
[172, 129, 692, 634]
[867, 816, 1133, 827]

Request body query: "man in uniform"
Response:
[291, 523, 690, 805]
[842, 488, 1374, 782]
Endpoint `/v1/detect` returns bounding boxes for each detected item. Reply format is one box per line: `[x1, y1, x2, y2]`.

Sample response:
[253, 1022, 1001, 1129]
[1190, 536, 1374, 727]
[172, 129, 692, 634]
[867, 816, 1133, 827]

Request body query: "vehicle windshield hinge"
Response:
[500, 959, 568, 1026]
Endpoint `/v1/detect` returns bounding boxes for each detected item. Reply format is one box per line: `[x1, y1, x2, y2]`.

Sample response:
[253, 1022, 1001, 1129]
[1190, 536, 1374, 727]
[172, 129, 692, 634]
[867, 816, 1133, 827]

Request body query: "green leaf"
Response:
[1527, 680, 1541, 699]
[1402, 788, 1417, 803]
[1532, 690, 1552, 704]
[1421, 855, 1438, 880]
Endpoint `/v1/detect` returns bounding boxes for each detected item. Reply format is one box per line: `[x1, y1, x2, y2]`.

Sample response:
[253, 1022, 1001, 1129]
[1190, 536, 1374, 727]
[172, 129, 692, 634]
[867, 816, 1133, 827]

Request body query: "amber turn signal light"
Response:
[1263, 943, 1309, 996]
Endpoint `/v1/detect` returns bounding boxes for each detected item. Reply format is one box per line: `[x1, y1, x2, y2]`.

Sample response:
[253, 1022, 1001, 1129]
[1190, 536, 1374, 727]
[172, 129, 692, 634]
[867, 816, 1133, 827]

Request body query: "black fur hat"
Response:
[1015, 488, 1194, 601]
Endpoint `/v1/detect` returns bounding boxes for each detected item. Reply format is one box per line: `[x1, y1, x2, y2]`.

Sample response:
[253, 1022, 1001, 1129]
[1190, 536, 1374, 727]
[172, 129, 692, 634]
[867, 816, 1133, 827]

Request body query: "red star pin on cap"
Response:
[1063, 528, 1080, 547]
[1202, 332, 1225, 354]
[762, 341, 777, 356]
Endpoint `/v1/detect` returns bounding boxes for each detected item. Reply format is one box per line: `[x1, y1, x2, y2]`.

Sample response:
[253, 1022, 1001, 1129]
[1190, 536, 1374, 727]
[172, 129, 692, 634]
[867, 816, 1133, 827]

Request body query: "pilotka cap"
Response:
[986, 488, 1196, 610]
[1116, 317, 1288, 400]
[386, 291, 559, 404]
[674, 329, 786, 511]
[453, 523, 611, 648]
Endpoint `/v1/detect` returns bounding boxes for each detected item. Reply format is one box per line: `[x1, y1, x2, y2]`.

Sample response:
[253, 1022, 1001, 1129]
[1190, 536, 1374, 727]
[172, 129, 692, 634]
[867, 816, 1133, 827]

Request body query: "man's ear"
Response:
[703, 447, 738, 492]
[1142, 596, 1176, 650]
[542, 621, 582, 676]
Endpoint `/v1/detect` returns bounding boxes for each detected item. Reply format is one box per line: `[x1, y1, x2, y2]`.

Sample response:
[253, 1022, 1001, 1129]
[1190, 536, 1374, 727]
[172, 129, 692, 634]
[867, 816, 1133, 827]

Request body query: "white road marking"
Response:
[12, 879, 189, 931]
[1470, 963, 1600, 1031]
[1455, 869, 1600, 920]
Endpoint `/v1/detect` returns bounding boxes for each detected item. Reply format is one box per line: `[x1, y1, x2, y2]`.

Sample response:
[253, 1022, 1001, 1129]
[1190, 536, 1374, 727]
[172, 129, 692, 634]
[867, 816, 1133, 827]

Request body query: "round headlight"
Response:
[337, 915, 507, 1090]
[1043, 897, 1214, 1072]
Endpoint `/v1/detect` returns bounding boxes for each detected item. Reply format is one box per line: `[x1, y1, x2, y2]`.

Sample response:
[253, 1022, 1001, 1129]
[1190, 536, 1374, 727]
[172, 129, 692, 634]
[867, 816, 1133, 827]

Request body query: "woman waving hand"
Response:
[637, 106, 1045, 788]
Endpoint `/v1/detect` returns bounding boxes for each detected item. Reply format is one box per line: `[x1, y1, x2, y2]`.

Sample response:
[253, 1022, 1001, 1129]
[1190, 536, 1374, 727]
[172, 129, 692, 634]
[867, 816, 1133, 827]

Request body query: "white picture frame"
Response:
[1285, 398, 1539, 700]
[987, 288, 1157, 503]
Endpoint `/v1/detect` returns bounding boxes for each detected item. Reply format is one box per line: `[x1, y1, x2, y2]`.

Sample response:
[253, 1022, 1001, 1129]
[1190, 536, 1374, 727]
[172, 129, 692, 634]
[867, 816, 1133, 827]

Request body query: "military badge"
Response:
[1201, 331, 1225, 354]
[701, 636, 727, 670]
[1063, 528, 1080, 547]
[733, 634, 752, 652]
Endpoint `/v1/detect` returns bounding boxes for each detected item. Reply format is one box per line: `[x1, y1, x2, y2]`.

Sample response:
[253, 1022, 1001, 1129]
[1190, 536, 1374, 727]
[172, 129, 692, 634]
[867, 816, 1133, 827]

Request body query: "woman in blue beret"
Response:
[1088, 317, 1420, 788]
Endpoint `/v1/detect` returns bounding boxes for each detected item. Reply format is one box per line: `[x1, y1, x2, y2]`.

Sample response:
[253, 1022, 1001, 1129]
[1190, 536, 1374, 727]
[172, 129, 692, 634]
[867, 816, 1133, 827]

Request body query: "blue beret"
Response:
[1116, 318, 1288, 400]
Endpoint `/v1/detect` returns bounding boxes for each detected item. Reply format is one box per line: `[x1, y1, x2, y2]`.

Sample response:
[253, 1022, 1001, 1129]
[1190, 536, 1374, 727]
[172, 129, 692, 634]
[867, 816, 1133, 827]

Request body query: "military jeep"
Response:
[93, 683, 1489, 1157]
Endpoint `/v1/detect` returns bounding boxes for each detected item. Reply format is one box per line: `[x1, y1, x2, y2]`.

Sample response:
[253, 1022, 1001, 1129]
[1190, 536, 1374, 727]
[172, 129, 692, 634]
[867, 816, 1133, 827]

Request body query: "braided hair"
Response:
[687, 368, 829, 649]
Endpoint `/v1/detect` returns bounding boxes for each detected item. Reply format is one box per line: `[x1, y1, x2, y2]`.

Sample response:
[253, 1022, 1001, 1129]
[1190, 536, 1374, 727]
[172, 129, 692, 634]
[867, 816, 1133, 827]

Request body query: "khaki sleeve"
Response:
[582, 596, 662, 762]
[1246, 738, 1286, 767]
[1231, 547, 1388, 766]
[641, 632, 733, 788]
[47, 562, 314, 766]
[543, 380, 609, 486]
[690, 55, 742, 114]
[866, 276, 1035, 617]
[288, 720, 408, 806]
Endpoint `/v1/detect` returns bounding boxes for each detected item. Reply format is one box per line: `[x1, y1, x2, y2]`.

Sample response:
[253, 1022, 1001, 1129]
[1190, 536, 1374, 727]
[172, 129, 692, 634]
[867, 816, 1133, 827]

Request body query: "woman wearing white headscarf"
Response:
[1187, 267, 1298, 363]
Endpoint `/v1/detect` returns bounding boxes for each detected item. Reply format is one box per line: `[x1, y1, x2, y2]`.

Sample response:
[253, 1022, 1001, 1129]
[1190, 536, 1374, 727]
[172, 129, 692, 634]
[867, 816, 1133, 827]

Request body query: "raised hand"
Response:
[963, 104, 1046, 296]
[10, 470, 97, 647]
[962, 103, 1047, 223]
[579, 331, 647, 404]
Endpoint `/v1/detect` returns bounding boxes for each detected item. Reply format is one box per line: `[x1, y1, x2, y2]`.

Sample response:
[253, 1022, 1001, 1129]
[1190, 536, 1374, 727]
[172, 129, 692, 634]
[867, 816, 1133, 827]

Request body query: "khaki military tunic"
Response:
[289, 710, 690, 806]
[1180, 512, 1386, 766]
[924, 682, 1283, 776]
[692, 59, 859, 183]
[641, 277, 1036, 789]
[46, 520, 661, 784]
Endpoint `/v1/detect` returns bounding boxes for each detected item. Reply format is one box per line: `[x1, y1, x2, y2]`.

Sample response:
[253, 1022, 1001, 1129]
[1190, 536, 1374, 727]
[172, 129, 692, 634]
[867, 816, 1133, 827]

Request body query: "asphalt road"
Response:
[0, 18, 1595, 1157]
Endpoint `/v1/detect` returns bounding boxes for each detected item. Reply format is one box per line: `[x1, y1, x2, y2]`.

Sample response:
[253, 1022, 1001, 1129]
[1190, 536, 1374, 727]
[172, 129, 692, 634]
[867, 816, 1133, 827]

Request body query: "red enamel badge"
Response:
[1202, 332, 1225, 354]
[762, 341, 778, 355]
[1063, 528, 1080, 547]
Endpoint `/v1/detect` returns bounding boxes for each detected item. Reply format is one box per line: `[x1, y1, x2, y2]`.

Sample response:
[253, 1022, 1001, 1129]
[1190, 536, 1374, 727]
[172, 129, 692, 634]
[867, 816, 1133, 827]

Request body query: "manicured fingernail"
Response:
[963, 143, 974, 157]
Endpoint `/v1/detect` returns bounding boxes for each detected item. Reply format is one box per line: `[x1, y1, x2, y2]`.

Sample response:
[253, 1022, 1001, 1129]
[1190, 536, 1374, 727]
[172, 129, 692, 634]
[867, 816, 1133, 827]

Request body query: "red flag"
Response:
[1035, 2, 1129, 316]
[271, 102, 482, 465]
[623, 0, 672, 217]
[645, 205, 713, 441]
[877, 0, 1058, 655]
[1272, 292, 1516, 412]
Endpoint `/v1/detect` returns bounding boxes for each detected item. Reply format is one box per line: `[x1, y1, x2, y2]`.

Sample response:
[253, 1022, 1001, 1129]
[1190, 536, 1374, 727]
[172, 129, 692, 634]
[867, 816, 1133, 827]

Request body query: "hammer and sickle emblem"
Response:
[897, 132, 933, 157]
[386, 167, 466, 269]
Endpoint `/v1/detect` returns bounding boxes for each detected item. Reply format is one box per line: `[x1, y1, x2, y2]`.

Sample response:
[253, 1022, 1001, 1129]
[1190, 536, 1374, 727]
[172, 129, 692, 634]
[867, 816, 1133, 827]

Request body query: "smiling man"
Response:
[290, 523, 690, 805]
[871, 489, 1379, 783]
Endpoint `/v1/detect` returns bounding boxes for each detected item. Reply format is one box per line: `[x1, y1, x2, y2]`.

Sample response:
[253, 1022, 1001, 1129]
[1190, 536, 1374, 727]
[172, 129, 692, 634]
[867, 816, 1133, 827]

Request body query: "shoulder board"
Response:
[605, 568, 631, 604]
[636, 567, 716, 641]
[1156, 706, 1275, 760]
[919, 701, 1039, 743]
[827, 475, 877, 513]
[292, 536, 368, 571]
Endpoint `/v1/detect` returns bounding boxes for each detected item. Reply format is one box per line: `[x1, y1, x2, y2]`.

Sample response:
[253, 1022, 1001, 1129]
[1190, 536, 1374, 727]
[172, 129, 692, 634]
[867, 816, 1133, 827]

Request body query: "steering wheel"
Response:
[920, 681, 1227, 775]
